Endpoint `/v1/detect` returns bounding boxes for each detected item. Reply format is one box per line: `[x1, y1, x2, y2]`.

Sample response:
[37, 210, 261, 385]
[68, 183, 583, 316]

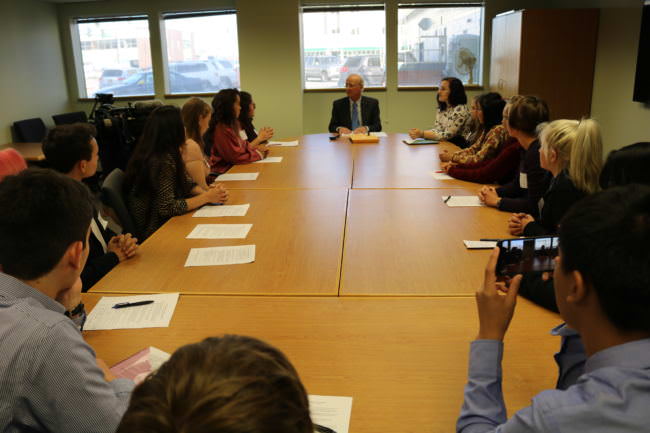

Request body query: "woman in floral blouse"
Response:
[408, 77, 471, 146]
[439, 92, 507, 165]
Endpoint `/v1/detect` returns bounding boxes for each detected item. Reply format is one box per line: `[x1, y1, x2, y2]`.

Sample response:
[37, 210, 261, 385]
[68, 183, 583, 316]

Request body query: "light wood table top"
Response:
[341, 188, 511, 296]
[91, 189, 348, 296]
[82, 294, 561, 433]
[223, 134, 353, 189]
[0, 142, 45, 162]
[350, 134, 478, 189]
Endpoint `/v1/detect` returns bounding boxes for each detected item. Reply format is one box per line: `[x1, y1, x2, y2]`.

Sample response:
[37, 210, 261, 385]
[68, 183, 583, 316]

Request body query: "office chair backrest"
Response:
[13, 118, 47, 143]
[101, 168, 139, 238]
[0, 149, 28, 182]
[52, 111, 88, 126]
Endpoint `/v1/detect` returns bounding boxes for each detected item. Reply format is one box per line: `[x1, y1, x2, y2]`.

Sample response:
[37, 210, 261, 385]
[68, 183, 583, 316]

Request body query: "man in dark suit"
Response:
[328, 74, 382, 134]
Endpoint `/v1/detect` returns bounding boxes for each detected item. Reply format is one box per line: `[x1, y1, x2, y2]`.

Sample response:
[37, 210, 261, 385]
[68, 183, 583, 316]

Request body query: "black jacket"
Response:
[328, 96, 382, 133]
[81, 216, 119, 292]
[523, 170, 586, 236]
[496, 140, 551, 218]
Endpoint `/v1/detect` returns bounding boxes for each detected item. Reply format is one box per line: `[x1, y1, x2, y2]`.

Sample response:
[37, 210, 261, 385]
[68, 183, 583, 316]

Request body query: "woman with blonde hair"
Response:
[181, 97, 213, 190]
[508, 118, 603, 236]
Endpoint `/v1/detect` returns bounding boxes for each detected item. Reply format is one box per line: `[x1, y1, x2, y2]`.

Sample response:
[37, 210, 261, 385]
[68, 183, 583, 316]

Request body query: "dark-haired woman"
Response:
[439, 92, 507, 165]
[408, 77, 471, 145]
[126, 105, 229, 240]
[206, 89, 273, 174]
[238, 91, 274, 143]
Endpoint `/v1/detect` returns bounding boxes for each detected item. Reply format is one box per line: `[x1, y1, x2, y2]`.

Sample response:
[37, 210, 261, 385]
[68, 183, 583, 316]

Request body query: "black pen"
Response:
[315, 424, 337, 433]
[444, 195, 452, 203]
[112, 300, 154, 309]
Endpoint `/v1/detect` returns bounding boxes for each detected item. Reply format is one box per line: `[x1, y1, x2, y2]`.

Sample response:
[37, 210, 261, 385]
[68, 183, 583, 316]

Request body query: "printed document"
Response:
[111, 347, 171, 384]
[309, 395, 353, 433]
[463, 240, 498, 249]
[370, 132, 387, 137]
[254, 156, 283, 163]
[431, 171, 454, 180]
[187, 224, 252, 239]
[268, 140, 299, 147]
[184, 245, 256, 267]
[218, 173, 259, 181]
[443, 195, 484, 207]
[84, 293, 180, 330]
[193, 204, 250, 217]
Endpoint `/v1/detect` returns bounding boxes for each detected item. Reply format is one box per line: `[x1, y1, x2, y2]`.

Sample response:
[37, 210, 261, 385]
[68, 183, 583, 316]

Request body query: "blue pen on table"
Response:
[112, 300, 154, 309]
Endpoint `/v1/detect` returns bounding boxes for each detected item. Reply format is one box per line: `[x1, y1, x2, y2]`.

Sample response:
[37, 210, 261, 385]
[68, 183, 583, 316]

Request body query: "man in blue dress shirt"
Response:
[0, 168, 133, 433]
[458, 184, 650, 432]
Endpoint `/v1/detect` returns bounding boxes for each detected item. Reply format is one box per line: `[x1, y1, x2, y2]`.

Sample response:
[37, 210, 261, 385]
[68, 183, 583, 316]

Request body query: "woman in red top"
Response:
[206, 89, 273, 174]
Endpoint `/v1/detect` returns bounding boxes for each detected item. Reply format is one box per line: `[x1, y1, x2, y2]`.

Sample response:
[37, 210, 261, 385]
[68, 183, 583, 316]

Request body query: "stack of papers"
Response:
[442, 195, 484, 207]
[84, 293, 180, 330]
[217, 173, 259, 181]
[193, 204, 250, 217]
[186, 224, 252, 239]
[184, 245, 256, 267]
[309, 395, 353, 433]
[431, 171, 454, 180]
[267, 140, 299, 147]
[370, 132, 387, 137]
[463, 240, 498, 249]
[111, 346, 171, 384]
[253, 156, 283, 163]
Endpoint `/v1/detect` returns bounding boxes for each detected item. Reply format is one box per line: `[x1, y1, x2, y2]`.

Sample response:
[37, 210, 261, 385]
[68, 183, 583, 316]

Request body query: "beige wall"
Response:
[0, 0, 69, 143]
[591, 6, 649, 155]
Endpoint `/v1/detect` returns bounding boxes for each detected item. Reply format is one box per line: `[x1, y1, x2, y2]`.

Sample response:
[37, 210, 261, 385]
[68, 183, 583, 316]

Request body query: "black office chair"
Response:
[13, 118, 47, 142]
[52, 111, 88, 125]
[101, 168, 139, 238]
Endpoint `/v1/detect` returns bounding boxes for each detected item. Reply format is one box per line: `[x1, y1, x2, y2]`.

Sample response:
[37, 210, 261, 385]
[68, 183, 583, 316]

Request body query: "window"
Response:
[74, 16, 153, 98]
[301, 5, 386, 89]
[162, 11, 240, 95]
[397, 3, 483, 87]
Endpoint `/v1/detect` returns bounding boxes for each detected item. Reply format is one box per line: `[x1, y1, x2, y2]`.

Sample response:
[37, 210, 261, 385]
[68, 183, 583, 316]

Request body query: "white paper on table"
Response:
[463, 240, 498, 249]
[217, 173, 259, 181]
[309, 395, 353, 433]
[253, 156, 283, 163]
[431, 171, 454, 180]
[84, 293, 180, 331]
[186, 224, 252, 239]
[339, 133, 352, 138]
[268, 140, 299, 147]
[370, 132, 387, 137]
[110, 346, 171, 384]
[193, 204, 250, 217]
[442, 195, 485, 207]
[184, 245, 256, 267]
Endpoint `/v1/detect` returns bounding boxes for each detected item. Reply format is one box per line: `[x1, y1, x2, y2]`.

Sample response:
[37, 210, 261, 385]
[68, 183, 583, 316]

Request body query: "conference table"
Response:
[0, 141, 45, 162]
[87, 133, 559, 432]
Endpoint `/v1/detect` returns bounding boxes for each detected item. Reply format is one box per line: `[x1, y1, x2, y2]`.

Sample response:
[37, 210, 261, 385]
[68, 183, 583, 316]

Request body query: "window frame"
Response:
[301, 3, 388, 92]
[71, 14, 155, 100]
[160, 9, 240, 98]
[396, 2, 485, 90]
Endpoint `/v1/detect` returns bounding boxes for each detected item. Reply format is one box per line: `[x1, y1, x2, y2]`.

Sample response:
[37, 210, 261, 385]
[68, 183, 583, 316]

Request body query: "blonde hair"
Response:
[539, 118, 603, 194]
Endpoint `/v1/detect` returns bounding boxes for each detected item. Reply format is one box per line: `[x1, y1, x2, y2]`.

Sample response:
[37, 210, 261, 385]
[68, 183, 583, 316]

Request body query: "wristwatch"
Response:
[65, 302, 87, 331]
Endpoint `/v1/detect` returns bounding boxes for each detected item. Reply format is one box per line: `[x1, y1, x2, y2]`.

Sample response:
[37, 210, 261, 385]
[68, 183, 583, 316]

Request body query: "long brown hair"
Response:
[181, 97, 211, 150]
[117, 335, 314, 433]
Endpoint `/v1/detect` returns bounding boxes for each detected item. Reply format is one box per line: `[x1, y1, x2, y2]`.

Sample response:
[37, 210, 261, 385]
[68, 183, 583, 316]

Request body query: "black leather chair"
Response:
[52, 111, 88, 125]
[101, 168, 139, 238]
[13, 118, 46, 142]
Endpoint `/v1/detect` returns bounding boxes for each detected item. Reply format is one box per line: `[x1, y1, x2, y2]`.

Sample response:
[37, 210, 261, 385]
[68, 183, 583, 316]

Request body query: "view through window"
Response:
[76, 17, 153, 98]
[398, 5, 483, 87]
[302, 6, 386, 89]
[163, 12, 240, 94]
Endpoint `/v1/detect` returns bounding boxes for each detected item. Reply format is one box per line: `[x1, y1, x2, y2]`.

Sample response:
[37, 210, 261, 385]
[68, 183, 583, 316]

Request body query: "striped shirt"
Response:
[0, 272, 133, 433]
